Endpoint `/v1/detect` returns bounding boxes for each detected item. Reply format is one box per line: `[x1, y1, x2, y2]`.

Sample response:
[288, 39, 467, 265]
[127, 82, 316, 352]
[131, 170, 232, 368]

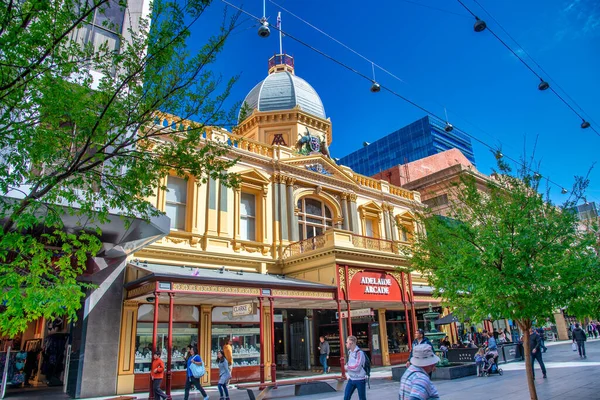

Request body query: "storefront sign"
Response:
[336, 308, 374, 319]
[447, 348, 478, 363]
[348, 271, 402, 301]
[232, 303, 254, 317]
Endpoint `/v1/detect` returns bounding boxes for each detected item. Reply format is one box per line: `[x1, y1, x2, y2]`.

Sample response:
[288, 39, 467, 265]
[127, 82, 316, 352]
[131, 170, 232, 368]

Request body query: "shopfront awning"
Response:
[124, 263, 339, 309]
[434, 313, 459, 326]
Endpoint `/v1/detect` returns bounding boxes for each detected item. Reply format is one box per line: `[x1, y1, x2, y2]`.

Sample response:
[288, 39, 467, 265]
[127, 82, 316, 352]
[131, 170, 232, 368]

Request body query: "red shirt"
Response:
[151, 358, 165, 379]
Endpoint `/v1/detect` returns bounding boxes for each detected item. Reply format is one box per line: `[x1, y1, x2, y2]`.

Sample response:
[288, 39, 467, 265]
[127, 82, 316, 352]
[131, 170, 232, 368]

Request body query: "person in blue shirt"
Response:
[184, 346, 209, 400]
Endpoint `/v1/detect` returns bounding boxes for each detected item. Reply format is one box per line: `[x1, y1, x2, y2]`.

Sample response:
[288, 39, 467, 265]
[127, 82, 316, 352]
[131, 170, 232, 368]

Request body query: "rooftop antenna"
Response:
[258, 0, 270, 37]
[277, 12, 283, 54]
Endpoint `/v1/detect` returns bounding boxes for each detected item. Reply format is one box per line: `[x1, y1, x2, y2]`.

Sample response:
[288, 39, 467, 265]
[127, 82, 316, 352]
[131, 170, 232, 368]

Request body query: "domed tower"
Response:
[235, 54, 332, 155]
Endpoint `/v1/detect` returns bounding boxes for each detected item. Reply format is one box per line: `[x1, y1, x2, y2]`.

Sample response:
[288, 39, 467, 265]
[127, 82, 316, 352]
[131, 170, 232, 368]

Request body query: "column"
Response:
[287, 178, 299, 242]
[349, 194, 359, 233]
[279, 176, 288, 241]
[378, 309, 391, 366]
[269, 298, 276, 383]
[307, 310, 315, 368]
[206, 177, 218, 235]
[199, 305, 212, 386]
[272, 176, 280, 244]
[382, 205, 391, 240]
[304, 316, 311, 370]
[259, 297, 265, 386]
[336, 299, 346, 379]
[218, 182, 229, 236]
[166, 293, 174, 397]
[341, 194, 350, 231]
[408, 274, 418, 334]
[233, 187, 241, 240]
[149, 293, 159, 400]
[401, 272, 413, 349]
[390, 210, 399, 241]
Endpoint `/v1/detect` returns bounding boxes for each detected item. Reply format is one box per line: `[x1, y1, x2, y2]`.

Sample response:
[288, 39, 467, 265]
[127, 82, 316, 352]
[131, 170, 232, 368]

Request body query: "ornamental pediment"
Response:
[279, 154, 359, 187]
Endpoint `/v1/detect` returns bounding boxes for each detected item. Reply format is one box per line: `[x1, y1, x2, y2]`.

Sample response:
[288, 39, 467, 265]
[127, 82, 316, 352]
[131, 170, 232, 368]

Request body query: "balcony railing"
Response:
[281, 229, 411, 260]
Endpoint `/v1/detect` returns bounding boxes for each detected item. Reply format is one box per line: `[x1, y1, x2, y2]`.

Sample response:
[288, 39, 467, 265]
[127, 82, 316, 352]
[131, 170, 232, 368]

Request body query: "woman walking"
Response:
[184, 346, 209, 400]
[217, 350, 232, 400]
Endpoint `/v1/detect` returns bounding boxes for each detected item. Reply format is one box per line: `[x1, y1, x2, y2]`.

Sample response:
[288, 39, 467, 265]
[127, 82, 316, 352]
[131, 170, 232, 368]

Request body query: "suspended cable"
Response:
[456, 0, 599, 136]
[220, 0, 594, 199]
[471, 0, 600, 128]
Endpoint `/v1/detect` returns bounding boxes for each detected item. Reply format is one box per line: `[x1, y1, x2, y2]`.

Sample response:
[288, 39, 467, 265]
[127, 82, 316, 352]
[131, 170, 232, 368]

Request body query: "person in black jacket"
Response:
[529, 327, 547, 379]
[572, 323, 587, 359]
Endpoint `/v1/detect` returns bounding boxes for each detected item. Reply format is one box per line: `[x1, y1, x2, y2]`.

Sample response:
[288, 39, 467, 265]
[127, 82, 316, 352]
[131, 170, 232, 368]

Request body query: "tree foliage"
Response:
[411, 159, 599, 400]
[0, 0, 241, 336]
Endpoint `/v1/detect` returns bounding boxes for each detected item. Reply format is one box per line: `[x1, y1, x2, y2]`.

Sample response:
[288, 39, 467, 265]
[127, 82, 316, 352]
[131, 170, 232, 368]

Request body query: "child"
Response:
[217, 350, 231, 400]
[474, 347, 485, 377]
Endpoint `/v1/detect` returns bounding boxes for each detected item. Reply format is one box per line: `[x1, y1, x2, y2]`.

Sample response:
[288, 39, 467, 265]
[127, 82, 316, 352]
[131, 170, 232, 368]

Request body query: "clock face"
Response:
[309, 136, 321, 152]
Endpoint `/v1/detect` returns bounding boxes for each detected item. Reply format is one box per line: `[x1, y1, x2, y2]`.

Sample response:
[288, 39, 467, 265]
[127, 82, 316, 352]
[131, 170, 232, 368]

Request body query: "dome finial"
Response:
[268, 54, 295, 75]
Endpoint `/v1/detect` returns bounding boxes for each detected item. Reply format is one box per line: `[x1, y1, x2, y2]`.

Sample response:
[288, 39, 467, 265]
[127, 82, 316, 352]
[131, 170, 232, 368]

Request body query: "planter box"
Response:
[432, 363, 477, 380]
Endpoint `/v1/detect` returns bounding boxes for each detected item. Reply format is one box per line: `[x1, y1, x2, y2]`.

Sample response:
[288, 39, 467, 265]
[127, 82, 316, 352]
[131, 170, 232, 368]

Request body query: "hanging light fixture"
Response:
[495, 151, 503, 159]
[534, 172, 541, 179]
[257, 0, 270, 37]
[443, 108, 453, 132]
[581, 120, 591, 129]
[370, 62, 380, 92]
[561, 188, 568, 194]
[474, 17, 487, 32]
[538, 79, 550, 91]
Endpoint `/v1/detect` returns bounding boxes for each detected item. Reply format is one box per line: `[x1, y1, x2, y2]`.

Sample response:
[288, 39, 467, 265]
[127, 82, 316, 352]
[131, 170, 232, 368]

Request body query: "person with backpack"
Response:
[183, 346, 209, 400]
[344, 335, 368, 400]
[399, 344, 440, 400]
[572, 323, 587, 359]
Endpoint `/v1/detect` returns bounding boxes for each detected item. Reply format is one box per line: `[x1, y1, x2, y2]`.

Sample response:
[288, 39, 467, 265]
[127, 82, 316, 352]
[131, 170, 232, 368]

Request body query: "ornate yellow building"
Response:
[117, 54, 437, 395]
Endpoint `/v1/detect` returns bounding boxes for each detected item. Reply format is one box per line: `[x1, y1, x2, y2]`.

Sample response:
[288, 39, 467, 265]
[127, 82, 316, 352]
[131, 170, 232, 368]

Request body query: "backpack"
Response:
[361, 351, 371, 388]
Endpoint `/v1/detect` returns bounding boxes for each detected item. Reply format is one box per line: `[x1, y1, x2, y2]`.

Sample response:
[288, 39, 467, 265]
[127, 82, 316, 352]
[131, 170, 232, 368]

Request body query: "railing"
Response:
[389, 186, 415, 200]
[282, 235, 328, 259]
[352, 234, 394, 252]
[353, 174, 382, 190]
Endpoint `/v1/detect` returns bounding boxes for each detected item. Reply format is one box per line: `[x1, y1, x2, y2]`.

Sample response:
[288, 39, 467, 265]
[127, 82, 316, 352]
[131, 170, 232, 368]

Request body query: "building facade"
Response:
[337, 116, 476, 177]
[114, 54, 441, 396]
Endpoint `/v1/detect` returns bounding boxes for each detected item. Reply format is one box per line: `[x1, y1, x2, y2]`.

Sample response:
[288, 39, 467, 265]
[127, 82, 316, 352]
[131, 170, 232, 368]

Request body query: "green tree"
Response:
[0, 0, 241, 336]
[411, 159, 599, 400]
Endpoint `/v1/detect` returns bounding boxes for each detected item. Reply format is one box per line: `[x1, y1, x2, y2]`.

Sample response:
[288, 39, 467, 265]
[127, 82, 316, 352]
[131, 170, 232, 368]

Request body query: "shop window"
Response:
[165, 175, 188, 230]
[385, 310, 410, 354]
[211, 324, 260, 368]
[297, 197, 333, 240]
[240, 192, 256, 241]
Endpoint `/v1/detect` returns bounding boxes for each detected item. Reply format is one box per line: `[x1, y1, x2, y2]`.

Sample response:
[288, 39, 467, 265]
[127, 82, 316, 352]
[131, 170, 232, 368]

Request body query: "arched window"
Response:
[297, 197, 333, 240]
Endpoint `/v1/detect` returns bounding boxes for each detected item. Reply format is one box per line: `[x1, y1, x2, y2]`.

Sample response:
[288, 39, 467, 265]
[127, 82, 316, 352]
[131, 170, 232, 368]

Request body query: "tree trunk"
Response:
[518, 320, 538, 400]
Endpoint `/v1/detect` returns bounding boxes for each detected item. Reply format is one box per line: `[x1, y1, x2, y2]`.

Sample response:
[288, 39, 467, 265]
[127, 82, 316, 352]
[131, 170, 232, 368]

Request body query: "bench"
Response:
[236, 375, 345, 400]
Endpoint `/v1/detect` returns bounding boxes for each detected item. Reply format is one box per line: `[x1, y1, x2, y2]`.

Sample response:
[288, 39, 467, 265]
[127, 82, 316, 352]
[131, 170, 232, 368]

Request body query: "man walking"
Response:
[572, 323, 587, 359]
[536, 327, 547, 353]
[318, 336, 330, 374]
[529, 327, 547, 379]
[399, 344, 440, 400]
[344, 335, 366, 400]
[406, 329, 434, 368]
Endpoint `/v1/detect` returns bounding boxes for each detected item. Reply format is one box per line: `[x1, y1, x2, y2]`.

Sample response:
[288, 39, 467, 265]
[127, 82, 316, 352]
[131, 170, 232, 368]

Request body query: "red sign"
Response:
[348, 271, 402, 301]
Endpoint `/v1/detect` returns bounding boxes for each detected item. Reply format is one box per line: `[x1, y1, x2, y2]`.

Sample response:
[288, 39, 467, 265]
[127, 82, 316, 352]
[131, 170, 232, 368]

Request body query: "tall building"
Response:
[337, 116, 476, 177]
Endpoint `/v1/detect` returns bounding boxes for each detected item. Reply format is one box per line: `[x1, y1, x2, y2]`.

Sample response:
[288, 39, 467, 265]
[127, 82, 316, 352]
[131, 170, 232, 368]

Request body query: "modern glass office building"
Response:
[337, 116, 476, 177]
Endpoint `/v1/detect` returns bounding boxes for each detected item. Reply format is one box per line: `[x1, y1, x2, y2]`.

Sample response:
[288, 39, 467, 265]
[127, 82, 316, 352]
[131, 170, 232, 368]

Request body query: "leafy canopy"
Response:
[0, 0, 241, 335]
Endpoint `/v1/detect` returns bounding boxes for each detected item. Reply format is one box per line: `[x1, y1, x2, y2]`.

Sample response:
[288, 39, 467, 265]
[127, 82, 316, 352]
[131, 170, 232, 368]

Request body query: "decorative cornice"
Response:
[173, 283, 261, 296]
[271, 289, 334, 299]
[127, 283, 155, 299]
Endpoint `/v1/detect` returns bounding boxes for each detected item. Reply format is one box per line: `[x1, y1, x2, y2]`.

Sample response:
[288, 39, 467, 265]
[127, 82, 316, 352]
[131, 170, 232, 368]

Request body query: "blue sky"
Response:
[191, 0, 600, 205]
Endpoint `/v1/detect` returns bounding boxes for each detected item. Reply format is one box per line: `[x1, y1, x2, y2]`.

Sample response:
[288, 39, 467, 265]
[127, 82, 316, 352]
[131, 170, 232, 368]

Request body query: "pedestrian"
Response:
[406, 329, 434, 368]
[529, 327, 547, 379]
[536, 327, 547, 353]
[151, 351, 168, 400]
[474, 347, 485, 377]
[481, 331, 498, 365]
[223, 337, 233, 377]
[216, 350, 231, 400]
[398, 344, 440, 400]
[183, 346, 209, 400]
[343, 335, 366, 400]
[594, 322, 599, 339]
[318, 335, 331, 374]
[587, 322, 594, 339]
[572, 323, 587, 359]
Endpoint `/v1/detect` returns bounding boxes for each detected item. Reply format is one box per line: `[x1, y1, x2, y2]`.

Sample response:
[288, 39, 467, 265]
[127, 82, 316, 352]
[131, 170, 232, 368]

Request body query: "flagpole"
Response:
[278, 11, 283, 54]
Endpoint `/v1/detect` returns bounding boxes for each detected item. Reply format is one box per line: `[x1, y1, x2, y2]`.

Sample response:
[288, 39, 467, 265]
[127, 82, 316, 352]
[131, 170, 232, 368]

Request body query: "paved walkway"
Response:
[6, 339, 600, 399]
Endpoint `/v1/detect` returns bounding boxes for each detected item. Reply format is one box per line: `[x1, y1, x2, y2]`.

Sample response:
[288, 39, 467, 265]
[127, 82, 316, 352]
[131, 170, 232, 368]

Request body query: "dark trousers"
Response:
[218, 383, 229, 398]
[531, 351, 546, 377]
[152, 378, 167, 400]
[184, 376, 207, 400]
[344, 378, 366, 400]
[320, 354, 328, 373]
[576, 340, 586, 357]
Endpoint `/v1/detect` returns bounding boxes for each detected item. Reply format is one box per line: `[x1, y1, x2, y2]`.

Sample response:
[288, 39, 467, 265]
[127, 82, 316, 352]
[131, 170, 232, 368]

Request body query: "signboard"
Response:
[232, 303, 254, 317]
[336, 308, 374, 319]
[446, 348, 478, 363]
[348, 271, 402, 301]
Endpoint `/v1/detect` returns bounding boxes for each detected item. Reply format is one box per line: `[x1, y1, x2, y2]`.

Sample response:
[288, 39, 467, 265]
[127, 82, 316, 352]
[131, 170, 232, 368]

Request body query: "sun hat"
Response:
[410, 344, 440, 367]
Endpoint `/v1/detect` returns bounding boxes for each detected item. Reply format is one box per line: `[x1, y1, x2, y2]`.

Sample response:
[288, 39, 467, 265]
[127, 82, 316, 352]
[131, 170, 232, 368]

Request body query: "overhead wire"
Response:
[471, 0, 600, 129]
[456, 0, 600, 137]
[219, 0, 591, 199]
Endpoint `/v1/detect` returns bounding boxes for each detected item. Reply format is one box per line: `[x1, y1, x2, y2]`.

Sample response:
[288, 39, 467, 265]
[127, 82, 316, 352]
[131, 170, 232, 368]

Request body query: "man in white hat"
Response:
[399, 344, 440, 400]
